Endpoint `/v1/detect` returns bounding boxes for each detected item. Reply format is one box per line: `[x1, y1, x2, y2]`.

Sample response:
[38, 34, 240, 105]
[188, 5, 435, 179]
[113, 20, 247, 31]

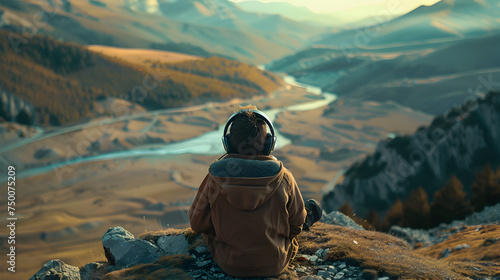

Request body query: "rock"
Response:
[317, 269, 331, 278]
[309, 255, 319, 262]
[315, 248, 324, 257]
[0, 88, 36, 125]
[195, 245, 209, 253]
[320, 210, 364, 230]
[388, 225, 433, 247]
[29, 259, 80, 280]
[102, 226, 162, 269]
[440, 248, 451, 259]
[453, 244, 470, 251]
[80, 262, 108, 280]
[296, 267, 306, 273]
[301, 276, 323, 280]
[156, 234, 189, 255]
[328, 265, 337, 273]
[338, 262, 346, 269]
[333, 272, 344, 279]
[197, 260, 210, 267]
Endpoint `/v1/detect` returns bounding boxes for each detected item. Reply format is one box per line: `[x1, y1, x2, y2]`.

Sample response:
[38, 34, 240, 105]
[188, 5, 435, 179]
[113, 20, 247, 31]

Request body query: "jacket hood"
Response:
[209, 154, 284, 211]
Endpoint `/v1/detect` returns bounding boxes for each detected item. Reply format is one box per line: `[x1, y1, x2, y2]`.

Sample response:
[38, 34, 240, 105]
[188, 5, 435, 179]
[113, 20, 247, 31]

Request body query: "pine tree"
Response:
[366, 209, 380, 230]
[338, 202, 353, 217]
[403, 187, 431, 229]
[431, 176, 471, 226]
[471, 164, 500, 211]
[381, 199, 404, 231]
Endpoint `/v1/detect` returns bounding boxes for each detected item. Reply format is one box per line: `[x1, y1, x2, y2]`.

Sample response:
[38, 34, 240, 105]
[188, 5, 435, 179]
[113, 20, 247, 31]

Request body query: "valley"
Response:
[0, 0, 499, 279]
[0, 74, 432, 279]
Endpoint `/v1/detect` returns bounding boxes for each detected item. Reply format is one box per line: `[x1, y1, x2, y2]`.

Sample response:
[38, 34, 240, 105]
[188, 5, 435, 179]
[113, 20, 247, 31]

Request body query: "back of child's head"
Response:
[229, 105, 267, 155]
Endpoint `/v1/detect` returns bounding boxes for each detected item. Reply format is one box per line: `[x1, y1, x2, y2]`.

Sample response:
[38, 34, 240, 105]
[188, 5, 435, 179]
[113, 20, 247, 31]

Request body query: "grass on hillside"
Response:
[100, 223, 500, 280]
[0, 31, 282, 126]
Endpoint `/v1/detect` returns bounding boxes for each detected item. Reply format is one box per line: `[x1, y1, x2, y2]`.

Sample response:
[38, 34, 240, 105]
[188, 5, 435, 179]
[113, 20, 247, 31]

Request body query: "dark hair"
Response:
[229, 105, 267, 155]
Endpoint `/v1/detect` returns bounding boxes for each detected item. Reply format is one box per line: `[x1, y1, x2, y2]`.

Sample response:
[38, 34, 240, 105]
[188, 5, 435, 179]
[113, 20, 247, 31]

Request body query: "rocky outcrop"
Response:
[0, 88, 36, 125]
[29, 259, 80, 280]
[102, 226, 164, 269]
[320, 210, 364, 231]
[31, 220, 500, 280]
[323, 92, 500, 216]
[389, 203, 500, 248]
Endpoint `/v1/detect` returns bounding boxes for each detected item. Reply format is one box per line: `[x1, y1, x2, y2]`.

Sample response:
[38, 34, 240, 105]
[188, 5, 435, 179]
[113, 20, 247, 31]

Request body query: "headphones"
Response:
[222, 109, 277, 155]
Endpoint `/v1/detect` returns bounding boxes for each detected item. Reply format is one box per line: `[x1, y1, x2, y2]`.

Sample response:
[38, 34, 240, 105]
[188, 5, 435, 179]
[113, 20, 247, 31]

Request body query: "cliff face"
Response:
[0, 87, 36, 125]
[322, 92, 500, 216]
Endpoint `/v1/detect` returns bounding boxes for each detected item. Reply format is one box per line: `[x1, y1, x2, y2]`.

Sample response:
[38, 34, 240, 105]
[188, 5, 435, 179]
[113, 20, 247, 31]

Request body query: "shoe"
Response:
[303, 199, 322, 231]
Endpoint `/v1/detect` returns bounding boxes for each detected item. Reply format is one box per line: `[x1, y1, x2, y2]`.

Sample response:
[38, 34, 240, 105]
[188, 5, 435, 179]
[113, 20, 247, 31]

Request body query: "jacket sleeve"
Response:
[188, 174, 214, 234]
[286, 172, 307, 239]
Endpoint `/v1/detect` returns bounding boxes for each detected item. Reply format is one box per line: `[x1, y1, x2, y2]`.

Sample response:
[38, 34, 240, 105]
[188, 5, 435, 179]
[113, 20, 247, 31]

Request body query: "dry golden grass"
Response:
[101, 255, 195, 280]
[104, 222, 500, 280]
[416, 225, 500, 263]
[298, 223, 500, 280]
[87, 45, 201, 65]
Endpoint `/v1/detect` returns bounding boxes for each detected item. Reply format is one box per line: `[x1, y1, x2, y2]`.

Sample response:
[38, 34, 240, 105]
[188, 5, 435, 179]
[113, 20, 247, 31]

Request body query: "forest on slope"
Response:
[0, 31, 282, 126]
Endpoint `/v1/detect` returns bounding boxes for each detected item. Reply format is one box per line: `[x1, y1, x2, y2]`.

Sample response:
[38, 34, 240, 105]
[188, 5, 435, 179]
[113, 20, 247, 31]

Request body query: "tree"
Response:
[338, 202, 353, 217]
[471, 164, 500, 211]
[381, 199, 404, 232]
[366, 209, 380, 231]
[403, 187, 431, 229]
[430, 176, 471, 226]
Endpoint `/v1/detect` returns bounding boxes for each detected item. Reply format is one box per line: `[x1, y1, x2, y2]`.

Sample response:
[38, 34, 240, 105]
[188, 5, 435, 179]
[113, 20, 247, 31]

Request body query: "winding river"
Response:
[12, 77, 337, 180]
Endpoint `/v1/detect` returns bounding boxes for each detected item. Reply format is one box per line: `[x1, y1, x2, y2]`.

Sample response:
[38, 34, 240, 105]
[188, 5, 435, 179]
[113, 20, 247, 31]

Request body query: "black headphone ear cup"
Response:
[222, 133, 233, 153]
[262, 133, 274, 155]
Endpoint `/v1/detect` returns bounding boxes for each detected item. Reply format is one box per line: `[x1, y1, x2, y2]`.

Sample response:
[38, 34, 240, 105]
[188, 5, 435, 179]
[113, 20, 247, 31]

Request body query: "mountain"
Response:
[316, 0, 500, 46]
[322, 92, 500, 217]
[0, 31, 282, 126]
[156, 0, 322, 45]
[269, 27, 500, 115]
[236, 1, 341, 27]
[0, 0, 324, 64]
[236, 1, 395, 28]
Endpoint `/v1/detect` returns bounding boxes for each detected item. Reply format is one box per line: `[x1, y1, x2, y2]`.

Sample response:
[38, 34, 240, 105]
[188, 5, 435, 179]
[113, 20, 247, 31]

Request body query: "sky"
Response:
[230, 0, 442, 14]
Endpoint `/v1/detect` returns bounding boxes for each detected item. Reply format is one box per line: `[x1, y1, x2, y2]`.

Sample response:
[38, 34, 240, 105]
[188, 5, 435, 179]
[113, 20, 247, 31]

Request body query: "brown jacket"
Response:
[188, 154, 306, 278]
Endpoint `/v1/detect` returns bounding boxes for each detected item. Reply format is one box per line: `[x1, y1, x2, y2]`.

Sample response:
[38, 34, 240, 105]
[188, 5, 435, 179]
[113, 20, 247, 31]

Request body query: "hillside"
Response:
[316, 0, 500, 46]
[28, 218, 500, 280]
[0, 0, 324, 64]
[267, 0, 500, 115]
[269, 32, 500, 115]
[322, 92, 500, 218]
[0, 31, 282, 126]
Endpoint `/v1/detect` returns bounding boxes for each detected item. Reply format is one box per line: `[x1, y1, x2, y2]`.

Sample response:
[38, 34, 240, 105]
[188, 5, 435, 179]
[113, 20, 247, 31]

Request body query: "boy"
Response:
[189, 105, 322, 277]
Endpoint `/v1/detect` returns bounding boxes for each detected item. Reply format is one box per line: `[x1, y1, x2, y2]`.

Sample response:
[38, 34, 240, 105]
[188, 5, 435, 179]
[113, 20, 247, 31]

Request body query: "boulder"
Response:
[80, 262, 108, 280]
[101, 226, 162, 270]
[156, 234, 189, 255]
[29, 259, 80, 280]
[320, 210, 364, 230]
[388, 225, 433, 247]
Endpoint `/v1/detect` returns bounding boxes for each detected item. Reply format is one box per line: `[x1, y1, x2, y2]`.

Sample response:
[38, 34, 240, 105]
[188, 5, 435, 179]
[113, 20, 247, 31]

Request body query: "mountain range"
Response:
[236, 0, 419, 28]
[0, 0, 325, 64]
[268, 0, 500, 115]
[316, 0, 500, 46]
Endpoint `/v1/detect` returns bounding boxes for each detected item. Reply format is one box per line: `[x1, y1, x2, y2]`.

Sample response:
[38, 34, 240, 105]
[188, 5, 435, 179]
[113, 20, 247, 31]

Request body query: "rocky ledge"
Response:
[30, 211, 500, 280]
